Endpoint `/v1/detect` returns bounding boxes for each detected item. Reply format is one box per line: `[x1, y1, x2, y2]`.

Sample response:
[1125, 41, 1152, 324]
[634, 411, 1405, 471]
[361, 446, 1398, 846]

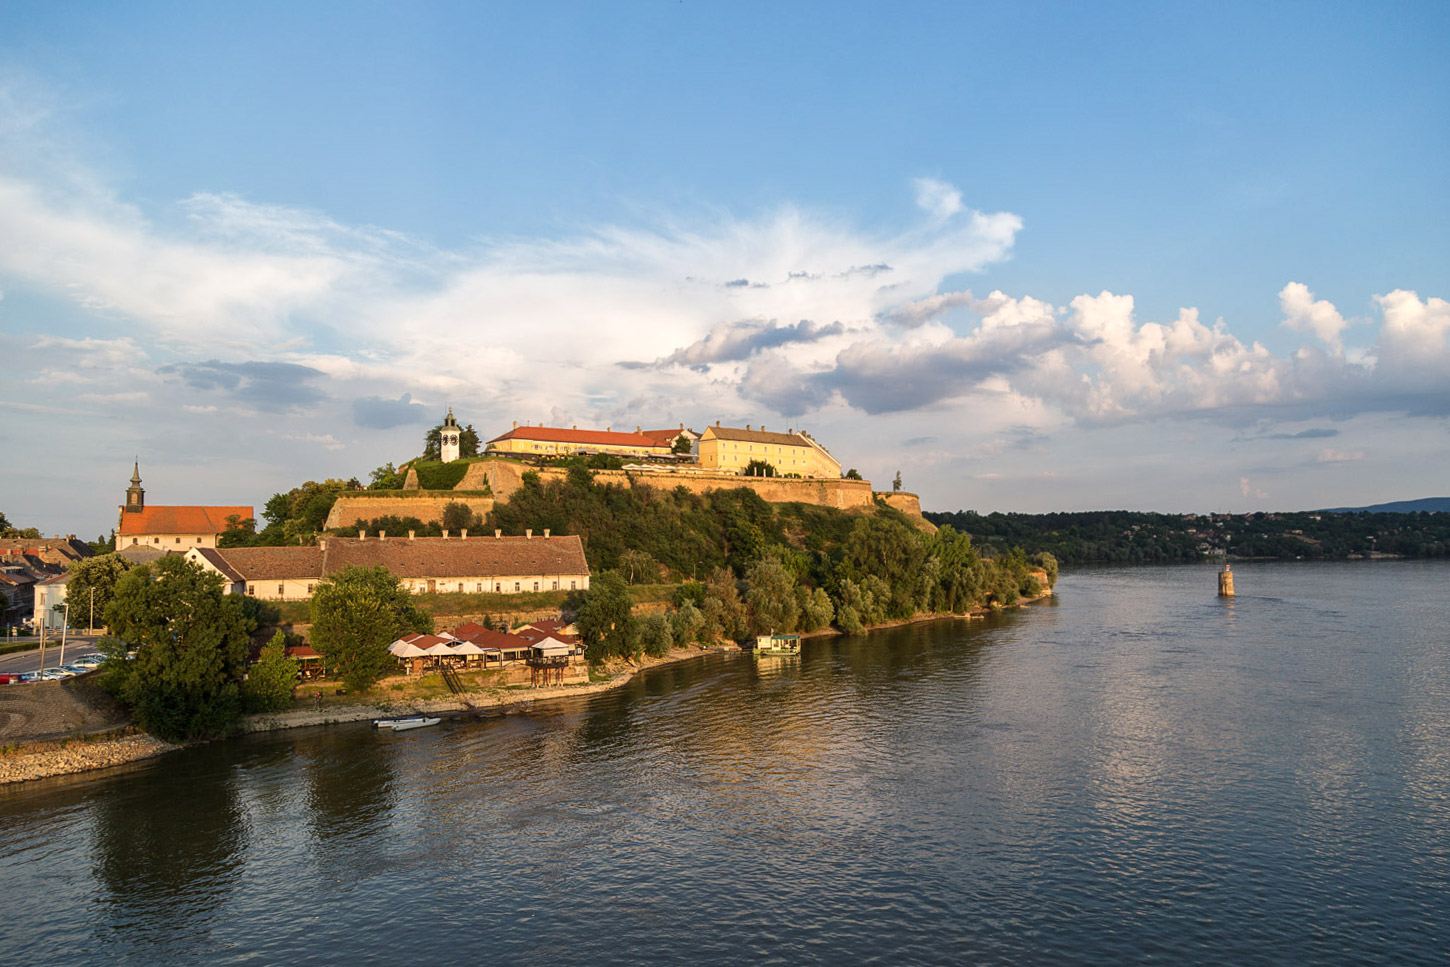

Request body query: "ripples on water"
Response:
[1, 562, 1446, 966]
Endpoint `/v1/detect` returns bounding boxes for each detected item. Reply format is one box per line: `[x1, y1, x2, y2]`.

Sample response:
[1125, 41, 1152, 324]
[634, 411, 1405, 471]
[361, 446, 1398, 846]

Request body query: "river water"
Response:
[1, 562, 1446, 966]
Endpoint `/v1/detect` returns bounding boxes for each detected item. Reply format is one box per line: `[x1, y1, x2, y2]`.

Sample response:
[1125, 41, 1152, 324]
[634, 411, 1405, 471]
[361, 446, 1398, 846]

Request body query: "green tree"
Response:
[576, 571, 637, 662]
[103, 555, 255, 741]
[743, 458, 777, 477]
[618, 548, 659, 585]
[671, 600, 705, 645]
[892, 470, 903, 492]
[745, 557, 801, 634]
[640, 612, 673, 658]
[797, 586, 834, 632]
[460, 424, 481, 458]
[369, 462, 405, 490]
[671, 434, 693, 455]
[441, 501, 483, 533]
[309, 565, 432, 691]
[65, 553, 135, 632]
[423, 424, 442, 460]
[218, 514, 258, 548]
[701, 567, 749, 642]
[843, 468, 863, 480]
[242, 631, 300, 713]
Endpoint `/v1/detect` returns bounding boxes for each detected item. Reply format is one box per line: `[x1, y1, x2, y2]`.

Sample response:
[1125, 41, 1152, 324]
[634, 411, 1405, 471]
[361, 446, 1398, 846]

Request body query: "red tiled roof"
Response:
[118, 505, 253, 536]
[487, 425, 670, 449]
[451, 627, 532, 651]
[640, 428, 691, 447]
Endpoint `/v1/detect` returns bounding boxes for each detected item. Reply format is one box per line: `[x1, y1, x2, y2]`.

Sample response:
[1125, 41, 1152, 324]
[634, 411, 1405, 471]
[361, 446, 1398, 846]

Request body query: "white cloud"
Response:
[1316, 448, 1364, 463]
[1280, 281, 1348, 354]
[913, 177, 964, 219]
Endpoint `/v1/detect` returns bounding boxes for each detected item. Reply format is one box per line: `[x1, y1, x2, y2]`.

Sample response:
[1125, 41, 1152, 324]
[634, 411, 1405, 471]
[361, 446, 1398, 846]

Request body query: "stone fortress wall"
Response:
[328, 459, 925, 530]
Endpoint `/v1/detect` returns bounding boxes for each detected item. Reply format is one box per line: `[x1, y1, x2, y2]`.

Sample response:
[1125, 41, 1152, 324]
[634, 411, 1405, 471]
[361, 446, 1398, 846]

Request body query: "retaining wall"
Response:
[324, 495, 496, 532]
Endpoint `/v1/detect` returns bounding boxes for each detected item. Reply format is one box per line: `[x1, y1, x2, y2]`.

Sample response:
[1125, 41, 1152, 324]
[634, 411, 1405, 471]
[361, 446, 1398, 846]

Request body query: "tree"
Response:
[369, 462, 405, 490]
[218, 515, 258, 548]
[701, 567, 749, 642]
[892, 470, 903, 492]
[797, 586, 834, 632]
[671, 434, 693, 455]
[65, 554, 135, 632]
[743, 459, 777, 477]
[243, 631, 300, 713]
[576, 571, 637, 662]
[103, 555, 255, 741]
[640, 612, 673, 658]
[441, 501, 483, 533]
[618, 548, 659, 585]
[844, 468, 863, 481]
[745, 557, 800, 634]
[460, 424, 481, 458]
[309, 565, 432, 691]
[423, 424, 442, 461]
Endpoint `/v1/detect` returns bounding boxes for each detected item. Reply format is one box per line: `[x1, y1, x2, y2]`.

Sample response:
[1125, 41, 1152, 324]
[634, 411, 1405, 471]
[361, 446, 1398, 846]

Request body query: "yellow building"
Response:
[697, 424, 841, 478]
[486, 423, 672, 460]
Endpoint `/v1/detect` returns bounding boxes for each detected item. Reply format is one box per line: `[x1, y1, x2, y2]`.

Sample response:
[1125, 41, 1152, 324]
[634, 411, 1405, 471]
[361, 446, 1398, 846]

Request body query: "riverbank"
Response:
[0, 594, 1054, 786]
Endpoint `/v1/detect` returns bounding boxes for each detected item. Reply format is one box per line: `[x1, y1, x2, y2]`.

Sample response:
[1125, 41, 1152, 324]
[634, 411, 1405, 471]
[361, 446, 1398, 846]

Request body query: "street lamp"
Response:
[89, 585, 95, 635]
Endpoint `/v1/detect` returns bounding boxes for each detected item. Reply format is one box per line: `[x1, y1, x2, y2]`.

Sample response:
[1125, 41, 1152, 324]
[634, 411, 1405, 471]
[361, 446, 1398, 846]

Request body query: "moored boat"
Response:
[389, 717, 442, 732]
[372, 715, 430, 729]
[754, 633, 801, 656]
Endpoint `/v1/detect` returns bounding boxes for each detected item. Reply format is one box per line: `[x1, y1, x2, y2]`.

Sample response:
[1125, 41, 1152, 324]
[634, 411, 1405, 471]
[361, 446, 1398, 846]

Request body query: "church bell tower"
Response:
[440, 409, 461, 464]
[125, 460, 146, 513]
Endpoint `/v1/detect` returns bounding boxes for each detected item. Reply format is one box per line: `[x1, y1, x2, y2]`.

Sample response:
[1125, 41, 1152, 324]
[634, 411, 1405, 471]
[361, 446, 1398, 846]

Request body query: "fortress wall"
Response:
[876, 492, 923, 516]
[324, 495, 495, 531]
[476, 459, 876, 510]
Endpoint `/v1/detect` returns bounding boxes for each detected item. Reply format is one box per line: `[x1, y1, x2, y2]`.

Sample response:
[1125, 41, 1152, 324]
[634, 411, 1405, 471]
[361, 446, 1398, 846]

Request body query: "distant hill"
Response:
[1317, 497, 1450, 514]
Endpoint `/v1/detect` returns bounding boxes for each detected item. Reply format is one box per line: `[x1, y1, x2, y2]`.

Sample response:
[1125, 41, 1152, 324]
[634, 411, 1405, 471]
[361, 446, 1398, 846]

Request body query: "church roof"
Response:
[487, 425, 670, 449]
[117, 506, 253, 536]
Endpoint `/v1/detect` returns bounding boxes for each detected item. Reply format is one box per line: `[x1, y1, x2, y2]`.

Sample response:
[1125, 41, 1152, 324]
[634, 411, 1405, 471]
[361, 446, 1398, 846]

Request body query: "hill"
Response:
[1317, 497, 1450, 514]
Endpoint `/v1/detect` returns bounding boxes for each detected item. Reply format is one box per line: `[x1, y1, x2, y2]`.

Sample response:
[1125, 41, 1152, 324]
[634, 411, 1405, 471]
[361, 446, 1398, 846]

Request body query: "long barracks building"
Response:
[187, 531, 590, 602]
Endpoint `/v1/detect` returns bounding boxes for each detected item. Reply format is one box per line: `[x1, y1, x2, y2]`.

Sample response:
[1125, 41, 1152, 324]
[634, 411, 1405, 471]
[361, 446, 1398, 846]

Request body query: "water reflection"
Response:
[90, 757, 247, 951]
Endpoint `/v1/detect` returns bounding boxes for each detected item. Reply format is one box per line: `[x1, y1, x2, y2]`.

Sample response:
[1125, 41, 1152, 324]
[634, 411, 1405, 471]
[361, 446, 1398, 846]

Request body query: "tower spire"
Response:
[125, 460, 145, 512]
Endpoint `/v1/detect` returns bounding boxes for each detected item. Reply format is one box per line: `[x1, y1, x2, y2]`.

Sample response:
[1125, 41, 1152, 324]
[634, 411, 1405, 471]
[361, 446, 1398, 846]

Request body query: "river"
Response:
[1, 561, 1446, 965]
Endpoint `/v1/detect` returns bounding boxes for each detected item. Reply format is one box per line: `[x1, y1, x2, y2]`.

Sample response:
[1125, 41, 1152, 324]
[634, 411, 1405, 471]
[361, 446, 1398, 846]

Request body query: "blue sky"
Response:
[1, 1, 1448, 538]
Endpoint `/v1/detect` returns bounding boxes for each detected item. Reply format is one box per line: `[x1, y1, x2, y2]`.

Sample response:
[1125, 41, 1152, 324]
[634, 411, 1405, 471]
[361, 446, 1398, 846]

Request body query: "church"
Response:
[115, 463, 253, 550]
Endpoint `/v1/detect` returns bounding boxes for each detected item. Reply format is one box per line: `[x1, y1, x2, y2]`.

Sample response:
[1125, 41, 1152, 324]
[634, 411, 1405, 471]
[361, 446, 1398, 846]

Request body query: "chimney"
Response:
[606, 426, 611, 432]
[635, 425, 641, 433]
[408, 530, 416, 540]
[461, 529, 468, 539]
[380, 531, 387, 540]
[762, 425, 766, 432]
[440, 530, 448, 540]
[495, 529, 501, 539]
[526, 529, 533, 539]
[679, 422, 683, 429]
[358, 529, 366, 539]
[716, 419, 720, 426]
[544, 528, 551, 538]
[573, 425, 577, 430]
[746, 424, 752, 431]
[513, 420, 518, 428]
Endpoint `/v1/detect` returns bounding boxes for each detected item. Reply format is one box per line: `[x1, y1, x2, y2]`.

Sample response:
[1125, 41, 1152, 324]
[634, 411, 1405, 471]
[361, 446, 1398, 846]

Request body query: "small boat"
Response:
[372, 715, 430, 729]
[388, 717, 441, 732]
[754, 633, 801, 656]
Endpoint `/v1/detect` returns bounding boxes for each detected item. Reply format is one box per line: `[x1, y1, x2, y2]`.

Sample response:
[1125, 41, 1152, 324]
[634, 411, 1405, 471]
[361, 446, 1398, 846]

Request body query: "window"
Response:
[458, 583, 464, 592]
[476, 583, 483, 592]
[513, 582, 520, 592]
[570, 581, 577, 590]
[175, 538, 181, 544]
[306, 584, 314, 594]
[552, 580, 558, 590]
[277, 584, 284, 596]
[247, 584, 256, 595]
[196, 537, 202, 543]
[495, 582, 501, 592]
[131, 538, 138, 545]
[154, 538, 161, 544]
[533, 581, 539, 591]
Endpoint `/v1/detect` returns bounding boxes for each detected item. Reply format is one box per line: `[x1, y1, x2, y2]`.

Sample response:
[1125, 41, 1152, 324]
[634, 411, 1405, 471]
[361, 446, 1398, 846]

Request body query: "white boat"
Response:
[389, 717, 441, 732]
[372, 715, 432, 729]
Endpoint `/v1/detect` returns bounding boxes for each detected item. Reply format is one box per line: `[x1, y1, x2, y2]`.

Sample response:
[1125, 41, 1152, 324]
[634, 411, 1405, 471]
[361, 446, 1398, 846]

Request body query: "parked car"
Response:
[71, 654, 105, 669]
[16, 671, 42, 683]
[40, 667, 74, 680]
[61, 664, 92, 676]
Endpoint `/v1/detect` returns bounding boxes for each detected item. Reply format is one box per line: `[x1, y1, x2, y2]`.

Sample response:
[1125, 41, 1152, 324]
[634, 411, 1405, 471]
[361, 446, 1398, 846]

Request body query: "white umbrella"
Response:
[451, 641, 488, 657]
[423, 641, 459, 657]
[389, 640, 429, 658]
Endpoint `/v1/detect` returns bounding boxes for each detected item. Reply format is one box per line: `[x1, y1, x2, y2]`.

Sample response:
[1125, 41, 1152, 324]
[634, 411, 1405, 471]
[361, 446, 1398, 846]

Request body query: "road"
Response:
[0, 636, 102, 674]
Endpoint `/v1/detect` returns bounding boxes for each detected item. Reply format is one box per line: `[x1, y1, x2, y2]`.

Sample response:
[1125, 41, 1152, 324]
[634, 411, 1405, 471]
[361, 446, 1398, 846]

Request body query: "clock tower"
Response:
[440, 409, 461, 464]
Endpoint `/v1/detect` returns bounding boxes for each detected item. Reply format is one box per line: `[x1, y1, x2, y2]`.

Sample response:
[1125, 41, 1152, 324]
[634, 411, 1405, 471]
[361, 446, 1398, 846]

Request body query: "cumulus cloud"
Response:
[1280, 282, 1348, 353]
[914, 177, 963, 219]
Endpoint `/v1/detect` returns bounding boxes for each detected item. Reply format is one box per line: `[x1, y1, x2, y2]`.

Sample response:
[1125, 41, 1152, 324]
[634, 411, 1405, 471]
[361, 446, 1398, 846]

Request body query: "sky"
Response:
[1, 1, 1448, 540]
